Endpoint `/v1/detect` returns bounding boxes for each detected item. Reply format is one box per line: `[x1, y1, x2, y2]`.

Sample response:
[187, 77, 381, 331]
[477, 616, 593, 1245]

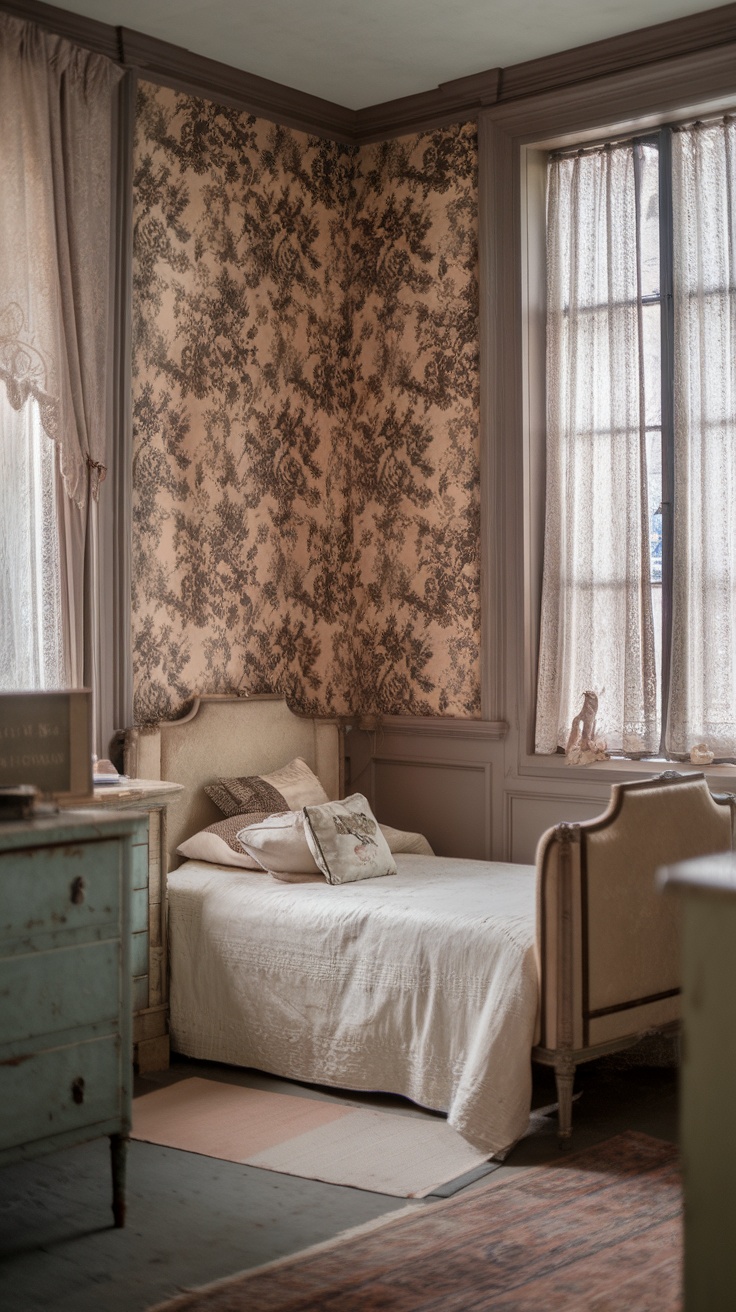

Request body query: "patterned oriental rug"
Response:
[149, 1131, 681, 1311]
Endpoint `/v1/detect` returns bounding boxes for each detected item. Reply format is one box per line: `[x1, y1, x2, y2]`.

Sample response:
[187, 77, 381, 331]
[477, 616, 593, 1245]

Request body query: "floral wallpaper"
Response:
[349, 131, 480, 715]
[131, 81, 480, 722]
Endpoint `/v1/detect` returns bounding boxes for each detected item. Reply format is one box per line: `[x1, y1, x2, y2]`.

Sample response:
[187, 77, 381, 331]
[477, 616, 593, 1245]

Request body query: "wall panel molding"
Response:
[376, 715, 507, 742]
[4, 0, 736, 142]
[505, 788, 609, 864]
[371, 755, 493, 859]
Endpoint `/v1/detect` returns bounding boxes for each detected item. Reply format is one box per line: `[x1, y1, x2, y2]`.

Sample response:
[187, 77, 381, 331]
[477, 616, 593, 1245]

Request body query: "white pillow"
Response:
[237, 810, 320, 874]
[262, 757, 330, 808]
[378, 824, 434, 856]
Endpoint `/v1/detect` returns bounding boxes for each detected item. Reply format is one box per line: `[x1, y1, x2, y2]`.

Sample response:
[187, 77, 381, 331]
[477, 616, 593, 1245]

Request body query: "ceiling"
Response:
[47, 0, 730, 110]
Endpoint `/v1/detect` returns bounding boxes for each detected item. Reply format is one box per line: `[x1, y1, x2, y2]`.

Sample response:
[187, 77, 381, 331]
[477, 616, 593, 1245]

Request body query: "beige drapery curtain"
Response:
[535, 144, 658, 755]
[0, 14, 123, 705]
[667, 119, 736, 757]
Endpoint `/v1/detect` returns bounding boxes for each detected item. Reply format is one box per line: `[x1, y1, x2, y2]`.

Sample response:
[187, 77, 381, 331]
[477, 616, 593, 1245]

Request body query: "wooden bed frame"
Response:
[533, 772, 736, 1136]
[126, 695, 736, 1140]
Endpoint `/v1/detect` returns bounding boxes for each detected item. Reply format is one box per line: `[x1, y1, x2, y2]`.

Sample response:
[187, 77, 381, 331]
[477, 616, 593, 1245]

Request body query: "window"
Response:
[535, 118, 736, 761]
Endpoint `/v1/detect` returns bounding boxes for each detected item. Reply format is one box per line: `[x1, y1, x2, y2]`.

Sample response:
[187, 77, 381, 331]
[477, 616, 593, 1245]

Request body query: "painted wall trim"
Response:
[3, 0, 736, 142]
[375, 715, 508, 741]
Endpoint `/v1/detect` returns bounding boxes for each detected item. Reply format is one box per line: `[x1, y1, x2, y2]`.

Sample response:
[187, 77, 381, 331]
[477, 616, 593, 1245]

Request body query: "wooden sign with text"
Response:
[0, 690, 93, 802]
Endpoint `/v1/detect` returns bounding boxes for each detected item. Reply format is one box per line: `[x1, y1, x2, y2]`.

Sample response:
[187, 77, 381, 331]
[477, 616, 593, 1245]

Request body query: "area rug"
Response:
[131, 1077, 493, 1198]
[147, 1131, 681, 1312]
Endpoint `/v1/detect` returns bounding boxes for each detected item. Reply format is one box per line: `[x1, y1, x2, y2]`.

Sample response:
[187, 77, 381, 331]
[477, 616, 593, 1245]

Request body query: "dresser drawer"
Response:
[0, 940, 120, 1046]
[0, 1034, 124, 1153]
[0, 839, 121, 941]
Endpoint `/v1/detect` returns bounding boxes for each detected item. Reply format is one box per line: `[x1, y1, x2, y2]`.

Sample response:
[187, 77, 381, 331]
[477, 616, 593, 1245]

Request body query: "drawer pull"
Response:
[71, 1077, 85, 1105]
[70, 876, 86, 905]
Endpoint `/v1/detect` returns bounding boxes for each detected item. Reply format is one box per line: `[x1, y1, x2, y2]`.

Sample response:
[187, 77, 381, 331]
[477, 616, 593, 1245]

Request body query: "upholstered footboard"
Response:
[533, 772, 736, 1140]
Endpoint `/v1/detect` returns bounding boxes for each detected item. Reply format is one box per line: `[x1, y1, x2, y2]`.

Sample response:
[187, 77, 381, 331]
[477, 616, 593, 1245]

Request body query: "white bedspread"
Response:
[167, 854, 538, 1156]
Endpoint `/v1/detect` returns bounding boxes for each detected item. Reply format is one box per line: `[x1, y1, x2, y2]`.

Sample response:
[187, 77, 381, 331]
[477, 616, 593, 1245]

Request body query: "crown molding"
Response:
[118, 28, 357, 143]
[2, 0, 736, 142]
[353, 68, 501, 143]
[499, 1, 736, 103]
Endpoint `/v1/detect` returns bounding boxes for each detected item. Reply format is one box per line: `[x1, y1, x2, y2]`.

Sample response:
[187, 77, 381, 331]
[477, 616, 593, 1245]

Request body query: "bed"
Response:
[125, 695, 736, 1158]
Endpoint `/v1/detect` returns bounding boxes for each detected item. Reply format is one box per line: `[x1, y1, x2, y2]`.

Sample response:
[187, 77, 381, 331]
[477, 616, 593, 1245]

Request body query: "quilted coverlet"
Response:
[167, 854, 538, 1156]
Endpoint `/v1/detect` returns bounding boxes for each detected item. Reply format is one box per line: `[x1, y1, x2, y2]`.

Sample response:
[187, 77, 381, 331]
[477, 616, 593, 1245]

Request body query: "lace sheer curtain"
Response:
[667, 119, 736, 758]
[0, 14, 123, 701]
[535, 144, 658, 755]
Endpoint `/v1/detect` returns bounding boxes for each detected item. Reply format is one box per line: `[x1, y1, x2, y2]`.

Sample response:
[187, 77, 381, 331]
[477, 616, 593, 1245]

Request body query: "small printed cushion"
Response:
[303, 794, 397, 885]
[177, 813, 273, 869]
[205, 757, 329, 817]
[237, 810, 321, 874]
[379, 824, 434, 856]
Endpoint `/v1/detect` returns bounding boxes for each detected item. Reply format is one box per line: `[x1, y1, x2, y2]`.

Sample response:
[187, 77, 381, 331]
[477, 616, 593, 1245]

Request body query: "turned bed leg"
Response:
[554, 1058, 576, 1144]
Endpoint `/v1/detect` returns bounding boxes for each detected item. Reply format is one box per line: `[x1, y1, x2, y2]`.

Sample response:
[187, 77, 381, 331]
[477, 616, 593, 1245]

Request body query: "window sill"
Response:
[518, 753, 736, 789]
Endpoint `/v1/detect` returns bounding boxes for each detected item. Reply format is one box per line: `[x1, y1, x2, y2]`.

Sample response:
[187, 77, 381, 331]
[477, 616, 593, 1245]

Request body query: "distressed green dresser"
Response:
[0, 810, 142, 1227]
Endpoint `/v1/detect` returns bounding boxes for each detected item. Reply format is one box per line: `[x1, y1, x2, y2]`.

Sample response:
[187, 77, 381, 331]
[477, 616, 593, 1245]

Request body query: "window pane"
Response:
[642, 302, 661, 428]
[668, 118, 736, 757]
[647, 428, 663, 585]
[638, 142, 660, 299]
[0, 389, 66, 690]
[647, 426, 663, 709]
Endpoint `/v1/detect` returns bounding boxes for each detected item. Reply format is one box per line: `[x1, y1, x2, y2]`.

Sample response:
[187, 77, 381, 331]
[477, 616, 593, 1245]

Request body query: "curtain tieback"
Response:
[87, 455, 107, 499]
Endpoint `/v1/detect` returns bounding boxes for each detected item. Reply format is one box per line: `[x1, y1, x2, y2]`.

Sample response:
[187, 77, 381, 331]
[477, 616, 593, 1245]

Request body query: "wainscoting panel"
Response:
[371, 757, 491, 860]
[507, 791, 607, 865]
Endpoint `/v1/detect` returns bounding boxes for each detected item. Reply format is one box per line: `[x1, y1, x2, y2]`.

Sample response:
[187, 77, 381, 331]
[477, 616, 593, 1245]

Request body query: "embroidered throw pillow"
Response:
[205, 757, 329, 817]
[303, 794, 397, 885]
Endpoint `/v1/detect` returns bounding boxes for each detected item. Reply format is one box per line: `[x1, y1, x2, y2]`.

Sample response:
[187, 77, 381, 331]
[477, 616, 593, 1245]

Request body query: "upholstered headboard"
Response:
[124, 695, 342, 871]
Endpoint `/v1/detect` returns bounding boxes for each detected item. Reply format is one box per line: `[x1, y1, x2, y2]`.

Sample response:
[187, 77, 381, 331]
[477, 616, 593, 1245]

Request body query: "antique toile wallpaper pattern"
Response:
[131, 81, 480, 722]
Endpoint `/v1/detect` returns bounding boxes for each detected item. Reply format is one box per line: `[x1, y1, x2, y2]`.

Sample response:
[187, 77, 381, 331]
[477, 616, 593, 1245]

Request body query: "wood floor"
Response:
[0, 1050, 678, 1312]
